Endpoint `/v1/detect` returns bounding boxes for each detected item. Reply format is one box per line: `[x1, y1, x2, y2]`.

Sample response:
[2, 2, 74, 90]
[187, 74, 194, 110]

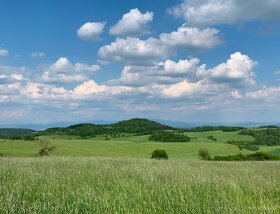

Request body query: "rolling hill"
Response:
[41, 118, 174, 137]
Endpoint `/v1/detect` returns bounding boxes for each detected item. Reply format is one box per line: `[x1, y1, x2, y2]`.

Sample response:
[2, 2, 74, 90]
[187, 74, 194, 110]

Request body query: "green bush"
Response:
[38, 140, 56, 156]
[246, 152, 280, 161]
[151, 150, 168, 160]
[0, 152, 3, 157]
[198, 148, 211, 160]
[213, 152, 280, 161]
[149, 130, 190, 142]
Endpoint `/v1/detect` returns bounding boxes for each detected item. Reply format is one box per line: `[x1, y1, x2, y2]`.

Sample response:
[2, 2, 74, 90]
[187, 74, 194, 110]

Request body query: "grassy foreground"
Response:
[0, 157, 279, 213]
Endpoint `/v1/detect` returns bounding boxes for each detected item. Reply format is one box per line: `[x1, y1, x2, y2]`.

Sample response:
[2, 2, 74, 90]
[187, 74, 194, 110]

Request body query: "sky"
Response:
[0, 0, 280, 124]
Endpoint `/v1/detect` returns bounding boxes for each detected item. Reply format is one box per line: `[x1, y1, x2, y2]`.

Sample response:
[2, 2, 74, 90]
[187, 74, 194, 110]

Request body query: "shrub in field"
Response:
[246, 152, 280, 161]
[198, 148, 211, 160]
[213, 152, 280, 161]
[0, 152, 3, 157]
[149, 130, 190, 142]
[151, 149, 168, 160]
[38, 140, 56, 156]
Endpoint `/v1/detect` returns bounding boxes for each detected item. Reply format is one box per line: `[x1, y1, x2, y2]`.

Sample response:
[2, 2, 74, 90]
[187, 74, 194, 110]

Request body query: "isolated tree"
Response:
[198, 148, 211, 160]
[151, 149, 168, 160]
[38, 140, 56, 156]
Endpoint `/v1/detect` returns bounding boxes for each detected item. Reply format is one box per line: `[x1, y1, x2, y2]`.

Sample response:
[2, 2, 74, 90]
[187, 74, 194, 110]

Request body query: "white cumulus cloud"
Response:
[99, 37, 166, 65]
[110, 8, 153, 37]
[208, 52, 257, 87]
[168, 0, 280, 26]
[159, 24, 222, 52]
[162, 80, 205, 98]
[73, 80, 107, 96]
[77, 22, 106, 41]
[99, 24, 222, 65]
[41, 57, 100, 83]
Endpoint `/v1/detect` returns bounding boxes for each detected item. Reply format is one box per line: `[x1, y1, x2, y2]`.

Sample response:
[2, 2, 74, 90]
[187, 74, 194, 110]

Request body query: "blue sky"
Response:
[0, 0, 280, 124]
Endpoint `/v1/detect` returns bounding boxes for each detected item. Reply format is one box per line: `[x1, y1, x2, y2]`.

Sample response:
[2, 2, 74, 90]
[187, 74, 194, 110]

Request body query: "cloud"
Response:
[41, 57, 100, 83]
[168, 0, 280, 26]
[0, 74, 25, 84]
[30, 52, 45, 58]
[161, 58, 200, 77]
[21, 82, 72, 99]
[77, 22, 106, 41]
[99, 37, 166, 65]
[73, 80, 107, 96]
[246, 87, 280, 99]
[99, 24, 221, 65]
[159, 24, 222, 52]
[1, 50, 276, 123]
[110, 8, 153, 37]
[207, 52, 257, 87]
[162, 80, 205, 98]
[109, 52, 256, 92]
[0, 48, 9, 57]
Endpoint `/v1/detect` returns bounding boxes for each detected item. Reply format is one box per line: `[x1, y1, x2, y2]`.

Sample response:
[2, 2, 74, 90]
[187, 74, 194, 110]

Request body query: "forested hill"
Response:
[41, 118, 174, 137]
[109, 118, 174, 134]
[0, 128, 36, 139]
[42, 124, 107, 137]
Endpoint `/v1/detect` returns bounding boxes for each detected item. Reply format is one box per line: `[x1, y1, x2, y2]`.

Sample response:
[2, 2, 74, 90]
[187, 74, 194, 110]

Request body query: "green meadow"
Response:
[0, 157, 279, 213]
[1, 128, 280, 213]
[1, 130, 279, 159]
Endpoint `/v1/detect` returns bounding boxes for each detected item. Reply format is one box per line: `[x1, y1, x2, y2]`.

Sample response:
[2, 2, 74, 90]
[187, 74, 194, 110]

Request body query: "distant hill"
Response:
[0, 128, 36, 139]
[42, 123, 107, 137]
[41, 118, 174, 137]
[108, 118, 174, 134]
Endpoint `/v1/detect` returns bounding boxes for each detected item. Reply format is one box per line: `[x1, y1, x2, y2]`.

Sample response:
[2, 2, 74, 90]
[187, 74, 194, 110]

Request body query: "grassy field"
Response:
[0, 157, 279, 213]
[1, 130, 280, 213]
[1, 130, 279, 159]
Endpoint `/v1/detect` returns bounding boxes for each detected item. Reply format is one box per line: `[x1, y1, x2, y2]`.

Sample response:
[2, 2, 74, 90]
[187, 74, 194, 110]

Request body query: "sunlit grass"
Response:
[0, 157, 279, 213]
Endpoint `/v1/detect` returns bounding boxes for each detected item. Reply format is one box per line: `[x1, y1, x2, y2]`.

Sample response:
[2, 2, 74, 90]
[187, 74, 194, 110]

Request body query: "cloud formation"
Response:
[168, 0, 280, 26]
[0, 50, 279, 123]
[110, 8, 153, 37]
[207, 52, 257, 87]
[41, 57, 100, 83]
[77, 22, 106, 41]
[99, 24, 222, 65]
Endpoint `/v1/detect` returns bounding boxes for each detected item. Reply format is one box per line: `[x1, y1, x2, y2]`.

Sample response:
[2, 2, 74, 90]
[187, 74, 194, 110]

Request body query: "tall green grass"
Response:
[0, 157, 279, 213]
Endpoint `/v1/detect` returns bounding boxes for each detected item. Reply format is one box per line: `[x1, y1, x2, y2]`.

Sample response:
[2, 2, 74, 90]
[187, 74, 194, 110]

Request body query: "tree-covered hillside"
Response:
[42, 124, 107, 138]
[149, 130, 190, 142]
[185, 126, 245, 132]
[0, 128, 36, 139]
[108, 118, 174, 134]
[41, 118, 174, 137]
[240, 128, 280, 146]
